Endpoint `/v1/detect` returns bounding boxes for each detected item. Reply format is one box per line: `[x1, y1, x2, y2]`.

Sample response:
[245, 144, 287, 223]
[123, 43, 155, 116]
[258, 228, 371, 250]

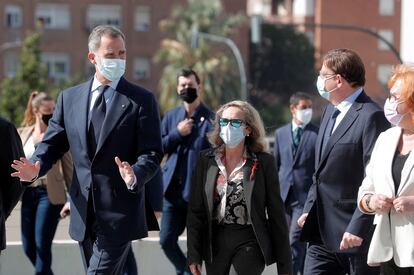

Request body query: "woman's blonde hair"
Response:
[208, 100, 268, 153]
[22, 91, 53, 127]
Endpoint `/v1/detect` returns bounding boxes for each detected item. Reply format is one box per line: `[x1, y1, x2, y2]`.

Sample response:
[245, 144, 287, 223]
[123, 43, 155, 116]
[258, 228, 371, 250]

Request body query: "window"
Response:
[379, 0, 394, 16]
[42, 53, 70, 80]
[35, 4, 70, 29]
[377, 64, 393, 85]
[133, 57, 150, 80]
[134, 6, 151, 32]
[293, 0, 315, 16]
[3, 52, 19, 77]
[5, 5, 22, 28]
[87, 5, 121, 30]
[378, 30, 394, 50]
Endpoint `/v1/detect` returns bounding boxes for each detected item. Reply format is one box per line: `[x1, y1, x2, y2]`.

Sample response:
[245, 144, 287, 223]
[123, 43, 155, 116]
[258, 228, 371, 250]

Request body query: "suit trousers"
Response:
[205, 224, 265, 275]
[285, 190, 306, 275]
[304, 242, 380, 275]
[79, 194, 131, 275]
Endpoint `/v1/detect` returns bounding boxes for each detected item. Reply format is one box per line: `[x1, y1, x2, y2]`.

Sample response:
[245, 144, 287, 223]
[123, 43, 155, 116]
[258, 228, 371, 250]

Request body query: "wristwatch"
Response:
[365, 194, 374, 212]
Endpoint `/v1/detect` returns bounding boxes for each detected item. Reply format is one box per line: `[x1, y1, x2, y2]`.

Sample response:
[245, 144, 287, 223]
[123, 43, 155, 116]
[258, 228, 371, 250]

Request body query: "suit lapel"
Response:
[204, 162, 219, 218]
[316, 106, 331, 165]
[96, 80, 131, 154]
[398, 128, 414, 195]
[243, 153, 257, 221]
[294, 125, 308, 163]
[76, 80, 93, 152]
[316, 102, 360, 173]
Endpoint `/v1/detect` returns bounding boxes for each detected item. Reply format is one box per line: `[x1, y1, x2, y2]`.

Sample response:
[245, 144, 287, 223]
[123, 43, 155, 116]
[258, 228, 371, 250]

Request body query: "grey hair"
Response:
[88, 25, 125, 52]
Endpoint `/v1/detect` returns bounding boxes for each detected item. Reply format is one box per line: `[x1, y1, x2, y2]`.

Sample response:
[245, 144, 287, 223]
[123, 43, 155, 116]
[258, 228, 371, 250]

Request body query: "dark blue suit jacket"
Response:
[32, 77, 163, 243]
[301, 91, 389, 253]
[161, 103, 213, 202]
[273, 123, 318, 206]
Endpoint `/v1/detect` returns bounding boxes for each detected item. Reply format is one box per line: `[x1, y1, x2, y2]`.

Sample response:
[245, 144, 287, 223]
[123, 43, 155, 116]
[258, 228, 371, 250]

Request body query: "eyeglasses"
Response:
[388, 94, 404, 104]
[319, 73, 336, 80]
[219, 118, 244, 128]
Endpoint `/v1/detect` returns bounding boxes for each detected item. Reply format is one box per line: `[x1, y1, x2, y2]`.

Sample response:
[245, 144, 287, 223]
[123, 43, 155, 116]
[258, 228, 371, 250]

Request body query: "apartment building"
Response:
[251, 0, 402, 101]
[0, 0, 248, 95]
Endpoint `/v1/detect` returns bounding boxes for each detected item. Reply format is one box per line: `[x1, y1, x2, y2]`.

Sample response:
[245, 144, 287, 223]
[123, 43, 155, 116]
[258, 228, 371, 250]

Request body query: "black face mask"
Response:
[178, 87, 198, 103]
[41, 114, 53, 126]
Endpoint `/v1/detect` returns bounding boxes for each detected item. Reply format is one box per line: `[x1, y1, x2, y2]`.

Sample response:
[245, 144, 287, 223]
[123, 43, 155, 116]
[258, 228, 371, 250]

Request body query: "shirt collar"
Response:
[335, 87, 363, 113]
[91, 75, 120, 92]
[291, 120, 304, 131]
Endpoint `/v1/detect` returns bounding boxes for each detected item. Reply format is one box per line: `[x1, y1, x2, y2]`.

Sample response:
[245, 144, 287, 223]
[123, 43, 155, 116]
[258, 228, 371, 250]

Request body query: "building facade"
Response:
[253, 0, 402, 102]
[0, 0, 248, 96]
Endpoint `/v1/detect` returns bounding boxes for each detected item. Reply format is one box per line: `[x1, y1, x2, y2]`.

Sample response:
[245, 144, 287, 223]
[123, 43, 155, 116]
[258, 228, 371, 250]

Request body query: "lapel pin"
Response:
[122, 104, 126, 108]
[200, 116, 205, 122]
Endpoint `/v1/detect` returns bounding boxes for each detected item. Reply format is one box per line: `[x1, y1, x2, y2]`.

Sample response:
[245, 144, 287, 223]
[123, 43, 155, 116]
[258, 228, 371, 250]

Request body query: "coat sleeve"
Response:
[60, 151, 73, 192]
[263, 154, 292, 274]
[0, 120, 25, 218]
[346, 110, 389, 237]
[186, 154, 208, 265]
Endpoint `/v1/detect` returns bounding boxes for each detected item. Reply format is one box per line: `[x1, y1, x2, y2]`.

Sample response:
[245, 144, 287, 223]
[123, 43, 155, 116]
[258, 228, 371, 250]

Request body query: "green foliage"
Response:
[0, 32, 47, 125]
[155, 0, 245, 114]
[249, 23, 317, 133]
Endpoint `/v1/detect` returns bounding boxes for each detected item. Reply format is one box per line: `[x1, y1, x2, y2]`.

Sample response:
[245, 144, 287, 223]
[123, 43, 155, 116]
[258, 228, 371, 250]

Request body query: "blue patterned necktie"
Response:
[321, 108, 340, 155]
[293, 127, 303, 149]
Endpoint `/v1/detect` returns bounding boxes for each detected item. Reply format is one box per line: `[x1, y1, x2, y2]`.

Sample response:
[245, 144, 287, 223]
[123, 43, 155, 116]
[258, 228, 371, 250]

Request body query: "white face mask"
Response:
[296, 108, 313, 125]
[384, 98, 406, 126]
[220, 125, 245, 148]
[316, 75, 338, 101]
[96, 56, 126, 82]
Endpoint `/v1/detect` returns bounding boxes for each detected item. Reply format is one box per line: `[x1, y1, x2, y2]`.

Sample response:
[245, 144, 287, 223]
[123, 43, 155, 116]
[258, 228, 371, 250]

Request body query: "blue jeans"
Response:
[21, 187, 62, 275]
[160, 188, 190, 275]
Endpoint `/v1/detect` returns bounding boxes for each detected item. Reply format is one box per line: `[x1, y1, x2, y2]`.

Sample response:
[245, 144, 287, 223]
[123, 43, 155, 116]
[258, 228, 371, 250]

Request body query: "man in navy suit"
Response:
[273, 92, 318, 275]
[11, 25, 162, 274]
[159, 69, 213, 275]
[298, 49, 389, 275]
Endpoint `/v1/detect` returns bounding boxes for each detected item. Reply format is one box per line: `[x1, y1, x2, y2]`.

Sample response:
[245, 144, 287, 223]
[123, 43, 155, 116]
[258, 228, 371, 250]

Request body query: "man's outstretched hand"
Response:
[11, 158, 40, 182]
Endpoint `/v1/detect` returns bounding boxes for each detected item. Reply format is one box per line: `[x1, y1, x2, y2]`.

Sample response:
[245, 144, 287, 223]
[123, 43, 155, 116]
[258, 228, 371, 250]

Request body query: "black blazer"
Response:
[0, 117, 25, 250]
[187, 148, 292, 274]
[301, 91, 389, 253]
[32, 77, 163, 243]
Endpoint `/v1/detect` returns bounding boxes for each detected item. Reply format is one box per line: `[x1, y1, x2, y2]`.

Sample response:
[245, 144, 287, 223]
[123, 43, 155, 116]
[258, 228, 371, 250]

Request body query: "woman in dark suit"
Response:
[187, 100, 291, 275]
[18, 91, 73, 275]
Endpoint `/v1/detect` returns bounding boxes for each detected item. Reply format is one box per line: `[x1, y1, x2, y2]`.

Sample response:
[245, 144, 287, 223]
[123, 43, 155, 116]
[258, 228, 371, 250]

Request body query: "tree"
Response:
[154, 0, 245, 114]
[0, 32, 47, 125]
[249, 23, 316, 131]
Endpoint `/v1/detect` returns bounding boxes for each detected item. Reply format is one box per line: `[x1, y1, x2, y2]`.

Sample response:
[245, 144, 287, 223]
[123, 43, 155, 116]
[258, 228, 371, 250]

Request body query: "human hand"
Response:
[370, 194, 393, 213]
[297, 213, 308, 228]
[115, 157, 135, 186]
[393, 196, 414, 213]
[340, 232, 363, 250]
[60, 202, 70, 218]
[189, 263, 202, 275]
[11, 158, 40, 182]
[177, 118, 194, 136]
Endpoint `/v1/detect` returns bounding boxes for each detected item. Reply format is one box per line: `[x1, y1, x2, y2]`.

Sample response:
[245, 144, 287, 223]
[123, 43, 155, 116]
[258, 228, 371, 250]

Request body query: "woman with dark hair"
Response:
[187, 100, 291, 275]
[18, 91, 73, 275]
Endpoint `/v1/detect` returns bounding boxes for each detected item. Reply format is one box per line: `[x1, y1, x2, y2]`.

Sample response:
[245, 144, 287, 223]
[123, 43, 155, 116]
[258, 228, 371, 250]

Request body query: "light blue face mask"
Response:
[220, 124, 245, 148]
[316, 75, 338, 100]
[97, 57, 126, 82]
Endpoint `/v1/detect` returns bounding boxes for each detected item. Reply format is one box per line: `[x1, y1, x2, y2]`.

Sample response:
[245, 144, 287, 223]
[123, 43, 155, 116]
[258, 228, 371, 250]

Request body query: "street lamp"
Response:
[191, 27, 248, 101]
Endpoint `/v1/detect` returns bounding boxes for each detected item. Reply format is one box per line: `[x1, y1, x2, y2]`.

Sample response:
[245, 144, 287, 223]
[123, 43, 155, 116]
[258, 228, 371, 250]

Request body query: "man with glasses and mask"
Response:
[11, 25, 162, 274]
[160, 68, 214, 275]
[273, 92, 318, 275]
[297, 48, 389, 275]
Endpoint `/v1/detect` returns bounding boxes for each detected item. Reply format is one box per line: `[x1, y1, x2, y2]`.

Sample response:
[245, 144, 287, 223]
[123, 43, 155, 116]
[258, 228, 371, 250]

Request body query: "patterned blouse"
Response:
[213, 146, 249, 225]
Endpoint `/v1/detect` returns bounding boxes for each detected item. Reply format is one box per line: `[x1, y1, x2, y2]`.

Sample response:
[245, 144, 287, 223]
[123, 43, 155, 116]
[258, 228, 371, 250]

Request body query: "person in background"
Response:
[160, 68, 214, 275]
[358, 63, 414, 273]
[17, 91, 73, 275]
[187, 100, 291, 275]
[0, 116, 25, 254]
[273, 92, 318, 275]
[298, 48, 389, 275]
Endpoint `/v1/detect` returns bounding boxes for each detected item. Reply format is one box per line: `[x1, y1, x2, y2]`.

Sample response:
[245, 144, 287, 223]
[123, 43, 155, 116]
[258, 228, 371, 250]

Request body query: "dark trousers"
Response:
[304, 242, 380, 275]
[205, 224, 265, 275]
[381, 258, 414, 275]
[79, 196, 131, 275]
[159, 183, 190, 275]
[21, 187, 62, 275]
[285, 190, 306, 275]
